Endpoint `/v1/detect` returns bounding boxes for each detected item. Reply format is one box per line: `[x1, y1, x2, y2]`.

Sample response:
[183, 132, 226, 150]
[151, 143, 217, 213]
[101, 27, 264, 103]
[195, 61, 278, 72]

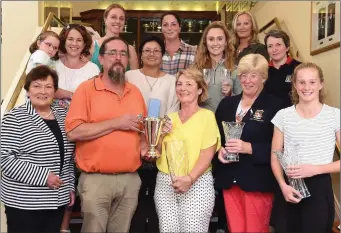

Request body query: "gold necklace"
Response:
[141, 69, 159, 91]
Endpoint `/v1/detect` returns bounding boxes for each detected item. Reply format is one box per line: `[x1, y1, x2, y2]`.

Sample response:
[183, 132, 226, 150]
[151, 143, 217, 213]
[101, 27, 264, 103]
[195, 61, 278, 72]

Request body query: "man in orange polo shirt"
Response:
[65, 37, 147, 233]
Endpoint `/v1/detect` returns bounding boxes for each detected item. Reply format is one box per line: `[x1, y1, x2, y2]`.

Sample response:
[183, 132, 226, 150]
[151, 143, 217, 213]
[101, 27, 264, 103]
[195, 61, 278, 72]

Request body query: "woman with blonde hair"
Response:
[231, 11, 269, 64]
[215, 54, 283, 232]
[194, 21, 241, 112]
[271, 63, 340, 233]
[154, 67, 221, 232]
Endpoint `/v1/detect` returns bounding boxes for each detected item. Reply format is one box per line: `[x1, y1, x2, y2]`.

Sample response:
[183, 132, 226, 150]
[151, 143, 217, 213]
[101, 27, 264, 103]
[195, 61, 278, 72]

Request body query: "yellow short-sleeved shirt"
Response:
[156, 108, 221, 174]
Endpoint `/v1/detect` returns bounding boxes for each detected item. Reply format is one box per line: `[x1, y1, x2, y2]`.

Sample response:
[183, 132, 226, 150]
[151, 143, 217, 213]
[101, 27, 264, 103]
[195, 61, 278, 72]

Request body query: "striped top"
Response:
[1, 100, 75, 210]
[160, 39, 196, 76]
[271, 104, 340, 165]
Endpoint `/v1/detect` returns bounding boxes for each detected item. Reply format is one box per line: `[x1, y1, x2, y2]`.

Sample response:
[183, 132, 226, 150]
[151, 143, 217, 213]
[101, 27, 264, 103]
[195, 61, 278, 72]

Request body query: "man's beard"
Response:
[108, 62, 125, 85]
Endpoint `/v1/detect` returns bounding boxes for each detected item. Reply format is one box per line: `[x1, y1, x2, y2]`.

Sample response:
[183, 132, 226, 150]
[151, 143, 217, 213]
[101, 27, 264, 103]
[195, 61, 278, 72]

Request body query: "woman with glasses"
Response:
[126, 36, 179, 233]
[1, 66, 75, 233]
[214, 54, 283, 233]
[90, 3, 139, 70]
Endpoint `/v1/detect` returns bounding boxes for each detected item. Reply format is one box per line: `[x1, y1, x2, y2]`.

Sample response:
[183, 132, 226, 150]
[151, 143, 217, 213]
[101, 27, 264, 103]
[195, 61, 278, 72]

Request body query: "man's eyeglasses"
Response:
[103, 50, 128, 57]
[142, 50, 162, 55]
[42, 41, 59, 51]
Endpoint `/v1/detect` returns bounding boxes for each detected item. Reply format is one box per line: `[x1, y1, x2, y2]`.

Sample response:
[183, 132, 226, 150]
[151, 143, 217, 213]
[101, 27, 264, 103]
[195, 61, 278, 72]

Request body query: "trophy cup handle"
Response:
[137, 128, 145, 134]
[161, 115, 172, 135]
[137, 114, 145, 134]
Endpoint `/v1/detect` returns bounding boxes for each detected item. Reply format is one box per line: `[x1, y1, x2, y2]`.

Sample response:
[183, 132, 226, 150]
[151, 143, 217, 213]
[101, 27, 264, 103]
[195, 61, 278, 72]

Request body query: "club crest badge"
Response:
[252, 110, 264, 121]
[285, 75, 292, 83]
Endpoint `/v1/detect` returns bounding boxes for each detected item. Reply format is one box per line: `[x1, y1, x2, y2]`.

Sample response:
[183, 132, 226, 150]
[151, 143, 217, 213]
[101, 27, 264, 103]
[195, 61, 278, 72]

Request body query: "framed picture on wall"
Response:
[44, 7, 59, 27]
[60, 7, 71, 24]
[310, 1, 340, 55]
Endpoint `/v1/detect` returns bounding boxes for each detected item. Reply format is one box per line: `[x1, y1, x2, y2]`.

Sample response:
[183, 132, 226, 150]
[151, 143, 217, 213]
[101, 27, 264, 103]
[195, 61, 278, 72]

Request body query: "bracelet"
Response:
[188, 174, 195, 185]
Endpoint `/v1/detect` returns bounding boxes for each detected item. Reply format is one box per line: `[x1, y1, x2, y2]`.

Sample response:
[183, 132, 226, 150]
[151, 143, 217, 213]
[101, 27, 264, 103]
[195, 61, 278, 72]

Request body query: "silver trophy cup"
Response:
[222, 121, 245, 162]
[137, 114, 171, 159]
[141, 117, 166, 159]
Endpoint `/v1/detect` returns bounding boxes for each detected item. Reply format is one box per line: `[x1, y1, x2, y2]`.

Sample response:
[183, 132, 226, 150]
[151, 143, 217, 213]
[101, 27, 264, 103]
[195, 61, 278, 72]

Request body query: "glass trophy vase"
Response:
[273, 145, 311, 199]
[165, 140, 188, 183]
[222, 121, 245, 162]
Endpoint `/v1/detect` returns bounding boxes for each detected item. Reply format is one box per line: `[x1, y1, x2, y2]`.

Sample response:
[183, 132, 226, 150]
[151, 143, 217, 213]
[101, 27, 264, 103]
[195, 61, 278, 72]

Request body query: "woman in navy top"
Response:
[264, 29, 301, 108]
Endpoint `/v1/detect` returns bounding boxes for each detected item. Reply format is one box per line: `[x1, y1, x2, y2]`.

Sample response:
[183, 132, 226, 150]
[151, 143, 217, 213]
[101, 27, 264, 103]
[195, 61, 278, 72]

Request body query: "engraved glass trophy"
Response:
[222, 121, 245, 162]
[273, 144, 311, 199]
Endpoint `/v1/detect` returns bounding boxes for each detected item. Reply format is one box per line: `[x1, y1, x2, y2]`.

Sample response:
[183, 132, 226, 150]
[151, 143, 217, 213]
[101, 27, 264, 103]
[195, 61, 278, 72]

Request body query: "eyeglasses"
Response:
[103, 50, 128, 57]
[240, 72, 260, 81]
[42, 41, 59, 51]
[142, 50, 162, 55]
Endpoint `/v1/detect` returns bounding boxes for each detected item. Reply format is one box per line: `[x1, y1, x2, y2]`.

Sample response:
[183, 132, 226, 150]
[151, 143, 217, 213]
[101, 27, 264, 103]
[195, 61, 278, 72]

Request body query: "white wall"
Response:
[251, 1, 340, 108]
[1, 1, 40, 99]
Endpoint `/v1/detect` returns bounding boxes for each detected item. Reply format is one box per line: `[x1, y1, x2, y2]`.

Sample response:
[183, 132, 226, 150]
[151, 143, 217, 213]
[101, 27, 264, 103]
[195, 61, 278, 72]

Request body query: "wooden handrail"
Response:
[3, 12, 67, 113]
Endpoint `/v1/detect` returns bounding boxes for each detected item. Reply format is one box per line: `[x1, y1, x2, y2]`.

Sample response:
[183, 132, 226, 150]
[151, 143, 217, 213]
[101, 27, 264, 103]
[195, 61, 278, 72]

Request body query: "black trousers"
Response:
[214, 190, 229, 232]
[5, 205, 65, 233]
[130, 167, 159, 233]
[272, 174, 335, 233]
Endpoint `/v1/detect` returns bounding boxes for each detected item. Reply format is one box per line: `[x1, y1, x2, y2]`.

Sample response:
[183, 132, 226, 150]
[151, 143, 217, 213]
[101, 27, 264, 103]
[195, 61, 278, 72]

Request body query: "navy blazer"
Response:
[214, 90, 283, 192]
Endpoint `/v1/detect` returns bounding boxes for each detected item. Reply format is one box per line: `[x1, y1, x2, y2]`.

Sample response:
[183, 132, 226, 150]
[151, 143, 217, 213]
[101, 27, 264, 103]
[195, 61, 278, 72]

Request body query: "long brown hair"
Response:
[194, 21, 235, 71]
[291, 62, 326, 104]
[29, 31, 60, 60]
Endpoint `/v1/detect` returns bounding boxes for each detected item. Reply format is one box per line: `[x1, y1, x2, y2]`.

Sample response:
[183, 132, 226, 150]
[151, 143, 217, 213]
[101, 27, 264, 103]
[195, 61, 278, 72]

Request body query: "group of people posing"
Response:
[1, 3, 340, 233]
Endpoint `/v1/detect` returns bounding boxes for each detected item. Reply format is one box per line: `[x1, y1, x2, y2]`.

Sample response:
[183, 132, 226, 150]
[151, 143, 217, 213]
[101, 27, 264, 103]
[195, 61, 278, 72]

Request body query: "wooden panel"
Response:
[60, 7, 71, 24]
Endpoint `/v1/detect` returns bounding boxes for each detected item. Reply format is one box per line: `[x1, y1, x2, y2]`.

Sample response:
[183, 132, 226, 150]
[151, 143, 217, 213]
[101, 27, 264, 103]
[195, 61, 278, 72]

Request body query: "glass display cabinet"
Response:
[79, 9, 218, 53]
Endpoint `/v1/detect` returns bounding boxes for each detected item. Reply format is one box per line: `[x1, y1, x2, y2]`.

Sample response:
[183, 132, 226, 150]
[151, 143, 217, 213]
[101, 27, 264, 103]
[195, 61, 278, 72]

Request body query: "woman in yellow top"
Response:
[154, 67, 221, 232]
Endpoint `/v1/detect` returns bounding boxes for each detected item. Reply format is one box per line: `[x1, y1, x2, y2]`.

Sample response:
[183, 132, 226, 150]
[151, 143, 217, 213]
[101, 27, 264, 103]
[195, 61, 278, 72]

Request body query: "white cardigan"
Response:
[1, 100, 75, 210]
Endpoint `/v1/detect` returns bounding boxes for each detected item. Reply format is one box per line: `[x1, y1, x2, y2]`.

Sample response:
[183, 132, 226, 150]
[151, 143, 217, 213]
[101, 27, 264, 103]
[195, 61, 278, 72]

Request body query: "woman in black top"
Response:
[214, 54, 283, 233]
[264, 29, 301, 108]
[1, 66, 75, 233]
[231, 11, 269, 65]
